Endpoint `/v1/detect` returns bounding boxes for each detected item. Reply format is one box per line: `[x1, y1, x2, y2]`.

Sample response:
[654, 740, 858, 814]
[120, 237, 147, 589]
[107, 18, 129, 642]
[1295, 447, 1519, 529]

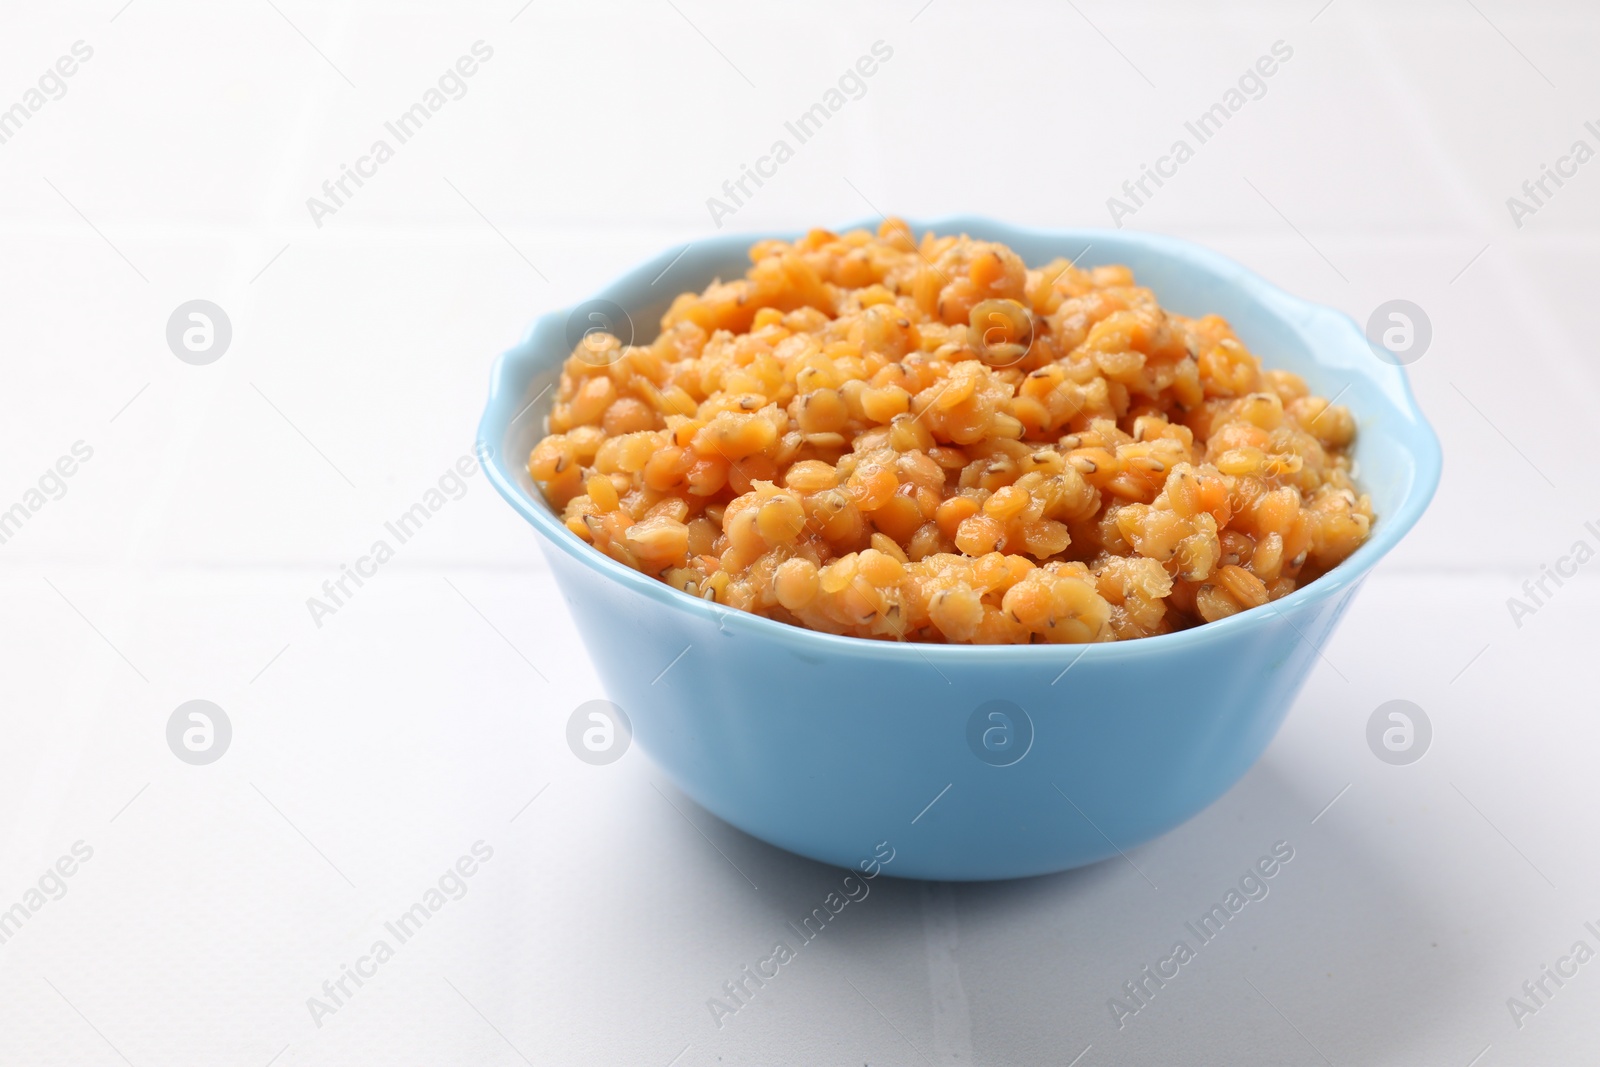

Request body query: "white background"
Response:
[1, 1, 1597, 1064]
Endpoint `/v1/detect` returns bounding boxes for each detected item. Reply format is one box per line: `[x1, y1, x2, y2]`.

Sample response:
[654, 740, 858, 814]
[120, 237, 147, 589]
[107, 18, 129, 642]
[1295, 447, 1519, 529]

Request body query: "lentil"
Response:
[531, 221, 1373, 643]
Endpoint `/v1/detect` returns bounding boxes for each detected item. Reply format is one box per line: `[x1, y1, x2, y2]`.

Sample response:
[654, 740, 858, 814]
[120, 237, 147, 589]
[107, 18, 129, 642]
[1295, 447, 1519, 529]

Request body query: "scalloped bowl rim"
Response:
[476, 217, 1442, 665]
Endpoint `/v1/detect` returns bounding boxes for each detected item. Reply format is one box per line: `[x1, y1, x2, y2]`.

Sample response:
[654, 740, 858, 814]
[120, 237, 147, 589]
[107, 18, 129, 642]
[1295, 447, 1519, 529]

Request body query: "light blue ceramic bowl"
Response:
[477, 219, 1441, 881]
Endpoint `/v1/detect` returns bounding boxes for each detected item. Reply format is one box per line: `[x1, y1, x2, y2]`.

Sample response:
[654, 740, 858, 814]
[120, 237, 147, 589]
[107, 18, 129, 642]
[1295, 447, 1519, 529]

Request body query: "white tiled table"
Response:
[2, 2, 1597, 1063]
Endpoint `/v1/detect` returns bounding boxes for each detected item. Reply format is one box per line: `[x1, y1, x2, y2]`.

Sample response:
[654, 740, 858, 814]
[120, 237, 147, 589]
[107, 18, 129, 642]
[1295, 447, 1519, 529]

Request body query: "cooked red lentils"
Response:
[529, 221, 1372, 644]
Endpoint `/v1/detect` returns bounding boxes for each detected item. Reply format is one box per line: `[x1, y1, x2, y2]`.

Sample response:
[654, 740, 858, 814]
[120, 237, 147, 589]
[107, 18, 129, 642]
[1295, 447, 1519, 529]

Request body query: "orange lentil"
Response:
[530, 221, 1372, 643]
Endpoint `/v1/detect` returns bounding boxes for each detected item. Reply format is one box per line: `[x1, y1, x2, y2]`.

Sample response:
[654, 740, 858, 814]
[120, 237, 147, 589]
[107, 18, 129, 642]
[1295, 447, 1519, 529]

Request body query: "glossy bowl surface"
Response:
[477, 218, 1442, 880]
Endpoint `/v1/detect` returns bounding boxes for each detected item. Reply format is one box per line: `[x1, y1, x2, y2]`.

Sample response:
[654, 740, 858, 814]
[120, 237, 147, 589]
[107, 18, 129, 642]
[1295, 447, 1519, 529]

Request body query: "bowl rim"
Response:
[476, 216, 1443, 664]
